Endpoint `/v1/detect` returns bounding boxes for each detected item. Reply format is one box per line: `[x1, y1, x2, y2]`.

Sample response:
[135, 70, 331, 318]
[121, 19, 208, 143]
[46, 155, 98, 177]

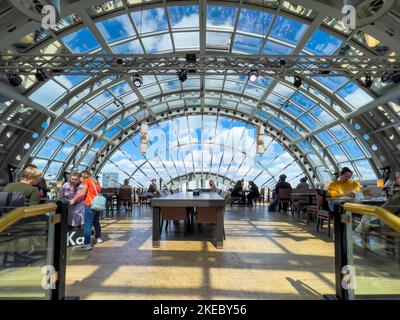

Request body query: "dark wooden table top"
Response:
[151, 192, 225, 207]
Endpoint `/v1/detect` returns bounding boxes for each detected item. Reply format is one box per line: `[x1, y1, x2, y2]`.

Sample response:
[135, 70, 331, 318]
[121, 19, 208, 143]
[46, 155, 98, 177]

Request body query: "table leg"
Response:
[153, 207, 161, 248]
[216, 207, 224, 249]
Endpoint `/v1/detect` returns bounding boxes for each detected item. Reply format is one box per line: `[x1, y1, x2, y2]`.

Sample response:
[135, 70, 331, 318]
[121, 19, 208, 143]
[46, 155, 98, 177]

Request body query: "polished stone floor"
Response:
[65, 205, 336, 300]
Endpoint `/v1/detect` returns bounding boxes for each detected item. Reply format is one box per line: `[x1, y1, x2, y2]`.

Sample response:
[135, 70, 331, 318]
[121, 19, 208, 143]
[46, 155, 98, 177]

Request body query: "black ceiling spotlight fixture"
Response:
[209, 107, 212, 111]
[117, 58, 123, 65]
[233, 111, 237, 115]
[363, 75, 373, 88]
[177, 69, 188, 82]
[186, 53, 197, 62]
[133, 74, 143, 88]
[241, 113, 244, 117]
[248, 70, 258, 82]
[294, 76, 302, 88]
[8, 73, 23, 87]
[161, 113, 164, 117]
[217, 108, 221, 112]
[279, 59, 286, 66]
[35, 69, 48, 82]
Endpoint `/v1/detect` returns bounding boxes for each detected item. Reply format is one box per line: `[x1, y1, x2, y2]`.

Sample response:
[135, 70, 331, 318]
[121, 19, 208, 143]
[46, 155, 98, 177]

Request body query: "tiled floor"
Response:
[65, 205, 336, 300]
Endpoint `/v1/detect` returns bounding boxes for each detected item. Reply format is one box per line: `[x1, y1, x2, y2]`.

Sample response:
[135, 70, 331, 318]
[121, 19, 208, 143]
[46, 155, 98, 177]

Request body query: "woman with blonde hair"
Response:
[4, 166, 42, 206]
[73, 171, 103, 250]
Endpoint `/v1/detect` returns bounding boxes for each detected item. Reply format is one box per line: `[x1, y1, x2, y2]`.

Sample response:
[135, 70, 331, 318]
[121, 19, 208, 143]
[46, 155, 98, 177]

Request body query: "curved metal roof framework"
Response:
[0, 0, 400, 188]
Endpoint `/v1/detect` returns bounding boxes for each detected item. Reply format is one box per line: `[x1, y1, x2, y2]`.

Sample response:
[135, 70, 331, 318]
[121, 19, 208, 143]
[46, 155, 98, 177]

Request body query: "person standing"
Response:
[75, 171, 103, 250]
[63, 172, 85, 229]
[382, 169, 400, 215]
[246, 181, 260, 207]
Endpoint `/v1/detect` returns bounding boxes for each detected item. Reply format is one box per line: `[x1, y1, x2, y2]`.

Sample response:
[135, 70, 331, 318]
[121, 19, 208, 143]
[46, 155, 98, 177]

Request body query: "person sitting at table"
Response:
[3, 166, 42, 206]
[119, 178, 132, 210]
[147, 178, 160, 198]
[209, 180, 217, 192]
[274, 174, 292, 212]
[231, 180, 245, 205]
[63, 172, 84, 230]
[382, 169, 400, 215]
[296, 177, 310, 189]
[327, 167, 361, 198]
[246, 181, 260, 207]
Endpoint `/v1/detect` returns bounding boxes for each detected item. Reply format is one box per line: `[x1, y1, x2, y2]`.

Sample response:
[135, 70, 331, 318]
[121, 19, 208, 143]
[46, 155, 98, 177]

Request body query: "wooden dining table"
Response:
[151, 192, 226, 248]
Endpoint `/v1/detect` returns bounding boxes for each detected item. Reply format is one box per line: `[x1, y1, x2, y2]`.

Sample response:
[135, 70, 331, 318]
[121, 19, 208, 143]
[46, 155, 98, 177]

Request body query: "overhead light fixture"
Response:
[35, 69, 47, 82]
[8, 73, 22, 87]
[248, 70, 258, 82]
[256, 125, 265, 155]
[363, 76, 373, 88]
[133, 74, 143, 88]
[279, 59, 286, 66]
[177, 69, 188, 82]
[294, 76, 302, 88]
[140, 122, 149, 154]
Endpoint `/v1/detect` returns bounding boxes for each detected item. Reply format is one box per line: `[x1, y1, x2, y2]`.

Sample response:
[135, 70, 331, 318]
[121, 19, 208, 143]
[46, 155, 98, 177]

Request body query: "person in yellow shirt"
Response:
[328, 167, 361, 198]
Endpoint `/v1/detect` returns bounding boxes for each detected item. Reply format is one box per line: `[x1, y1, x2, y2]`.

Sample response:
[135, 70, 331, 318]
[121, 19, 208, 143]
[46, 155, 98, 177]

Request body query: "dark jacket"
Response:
[147, 184, 157, 193]
[275, 181, 292, 198]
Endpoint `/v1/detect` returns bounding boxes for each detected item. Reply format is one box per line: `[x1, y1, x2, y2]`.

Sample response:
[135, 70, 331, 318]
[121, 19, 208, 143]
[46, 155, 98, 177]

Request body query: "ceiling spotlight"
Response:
[8, 73, 22, 87]
[117, 58, 123, 65]
[133, 74, 143, 88]
[279, 59, 286, 66]
[177, 69, 188, 82]
[35, 69, 48, 82]
[294, 76, 303, 88]
[248, 70, 258, 82]
[363, 76, 373, 88]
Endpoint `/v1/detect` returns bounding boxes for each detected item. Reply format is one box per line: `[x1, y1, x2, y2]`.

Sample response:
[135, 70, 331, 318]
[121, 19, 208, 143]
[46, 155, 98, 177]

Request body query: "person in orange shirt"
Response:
[72, 171, 102, 250]
[328, 167, 361, 198]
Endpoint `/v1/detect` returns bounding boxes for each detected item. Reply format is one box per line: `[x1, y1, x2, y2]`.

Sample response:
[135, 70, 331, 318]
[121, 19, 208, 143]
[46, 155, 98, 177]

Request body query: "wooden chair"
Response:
[278, 189, 292, 213]
[316, 210, 333, 237]
[306, 192, 325, 224]
[117, 187, 133, 214]
[195, 192, 231, 240]
[160, 207, 190, 236]
[229, 194, 243, 207]
[253, 188, 265, 206]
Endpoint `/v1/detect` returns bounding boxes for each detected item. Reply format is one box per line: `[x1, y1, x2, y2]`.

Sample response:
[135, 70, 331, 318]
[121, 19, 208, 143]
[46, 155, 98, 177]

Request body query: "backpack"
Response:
[0, 192, 26, 216]
[89, 181, 106, 212]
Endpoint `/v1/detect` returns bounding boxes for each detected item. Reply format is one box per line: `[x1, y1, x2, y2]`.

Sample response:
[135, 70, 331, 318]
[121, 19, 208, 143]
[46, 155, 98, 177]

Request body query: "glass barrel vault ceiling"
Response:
[2, 0, 398, 186]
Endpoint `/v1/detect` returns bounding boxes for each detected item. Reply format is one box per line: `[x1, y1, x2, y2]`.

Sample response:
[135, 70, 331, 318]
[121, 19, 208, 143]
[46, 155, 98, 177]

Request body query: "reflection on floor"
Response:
[66, 205, 335, 300]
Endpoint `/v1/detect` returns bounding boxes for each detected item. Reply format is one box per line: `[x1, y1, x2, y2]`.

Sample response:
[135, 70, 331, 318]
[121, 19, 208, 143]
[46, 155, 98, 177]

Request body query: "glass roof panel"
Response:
[309, 105, 335, 124]
[233, 34, 264, 54]
[354, 160, 376, 180]
[36, 138, 61, 159]
[112, 39, 143, 54]
[314, 75, 348, 91]
[61, 27, 100, 53]
[206, 31, 232, 49]
[341, 139, 367, 159]
[237, 8, 273, 35]
[96, 14, 136, 43]
[168, 5, 199, 29]
[290, 92, 316, 110]
[263, 40, 294, 55]
[141, 34, 173, 53]
[173, 32, 200, 49]
[304, 29, 343, 55]
[131, 8, 168, 35]
[328, 144, 348, 162]
[269, 15, 309, 46]
[29, 80, 67, 107]
[336, 82, 374, 109]
[207, 5, 238, 31]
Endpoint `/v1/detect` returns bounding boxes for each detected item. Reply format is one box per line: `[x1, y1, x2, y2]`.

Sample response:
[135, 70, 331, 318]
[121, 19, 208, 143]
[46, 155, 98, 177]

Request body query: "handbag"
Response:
[90, 180, 106, 211]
